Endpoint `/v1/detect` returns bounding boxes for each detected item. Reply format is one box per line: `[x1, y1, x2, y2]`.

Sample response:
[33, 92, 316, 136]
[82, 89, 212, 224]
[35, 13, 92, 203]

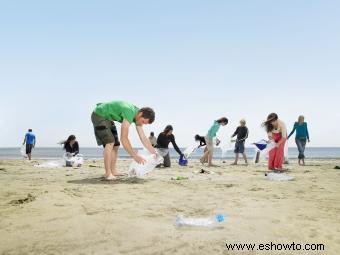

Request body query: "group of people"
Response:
[88, 100, 310, 180]
[23, 100, 310, 179]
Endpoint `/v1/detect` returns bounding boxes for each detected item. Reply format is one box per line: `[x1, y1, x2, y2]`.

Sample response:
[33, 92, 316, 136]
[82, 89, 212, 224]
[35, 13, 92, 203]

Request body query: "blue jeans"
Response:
[295, 137, 307, 159]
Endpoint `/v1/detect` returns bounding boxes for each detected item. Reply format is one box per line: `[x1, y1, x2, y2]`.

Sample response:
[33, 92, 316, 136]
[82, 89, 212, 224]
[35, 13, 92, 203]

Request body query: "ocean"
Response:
[0, 147, 339, 160]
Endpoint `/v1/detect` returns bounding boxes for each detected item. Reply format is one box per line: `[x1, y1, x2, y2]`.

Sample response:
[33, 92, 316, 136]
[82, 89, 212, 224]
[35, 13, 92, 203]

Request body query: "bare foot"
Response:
[112, 171, 125, 176]
[230, 162, 237, 165]
[104, 175, 116, 181]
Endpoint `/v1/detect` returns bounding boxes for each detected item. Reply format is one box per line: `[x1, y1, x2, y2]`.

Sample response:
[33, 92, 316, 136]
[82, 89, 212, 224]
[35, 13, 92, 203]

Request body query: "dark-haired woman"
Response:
[200, 117, 228, 167]
[156, 125, 183, 168]
[262, 113, 287, 171]
[61, 135, 79, 156]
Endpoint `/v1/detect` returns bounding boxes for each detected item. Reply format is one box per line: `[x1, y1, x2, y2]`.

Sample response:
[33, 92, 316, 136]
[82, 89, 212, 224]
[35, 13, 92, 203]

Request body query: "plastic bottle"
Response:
[175, 214, 225, 228]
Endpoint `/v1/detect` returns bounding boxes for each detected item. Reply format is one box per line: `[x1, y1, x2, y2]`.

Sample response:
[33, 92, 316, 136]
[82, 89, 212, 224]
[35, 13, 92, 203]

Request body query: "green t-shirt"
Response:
[94, 101, 139, 124]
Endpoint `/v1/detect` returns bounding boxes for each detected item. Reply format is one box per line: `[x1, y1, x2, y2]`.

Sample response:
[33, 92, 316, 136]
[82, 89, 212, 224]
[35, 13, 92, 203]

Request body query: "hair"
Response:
[139, 107, 155, 124]
[28, 129, 32, 132]
[240, 119, 246, 126]
[163, 125, 173, 135]
[216, 117, 228, 124]
[61, 135, 76, 149]
[263, 113, 278, 133]
[150, 132, 154, 136]
[298, 115, 304, 124]
[195, 134, 200, 141]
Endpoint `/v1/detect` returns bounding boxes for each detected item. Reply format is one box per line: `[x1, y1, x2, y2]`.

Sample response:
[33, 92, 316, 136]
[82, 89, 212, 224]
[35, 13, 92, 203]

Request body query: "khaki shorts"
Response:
[91, 112, 120, 147]
[205, 136, 214, 153]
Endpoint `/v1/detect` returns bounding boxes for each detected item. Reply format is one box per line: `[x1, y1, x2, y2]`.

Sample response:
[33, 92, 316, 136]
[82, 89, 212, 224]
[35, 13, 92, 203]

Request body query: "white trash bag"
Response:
[128, 150, 163, 177]
[63, 153, 84, 167]
[266, 172, 294, 181]
[34, 160, 64, 168]
[183, 144, 199, 159]
[20, 145, 27, 158]
[219, 137, 235, 158]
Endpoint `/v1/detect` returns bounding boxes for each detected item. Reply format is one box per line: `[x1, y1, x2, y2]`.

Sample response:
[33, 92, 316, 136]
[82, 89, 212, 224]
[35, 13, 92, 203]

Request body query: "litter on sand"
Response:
[265, 172, 294, 181]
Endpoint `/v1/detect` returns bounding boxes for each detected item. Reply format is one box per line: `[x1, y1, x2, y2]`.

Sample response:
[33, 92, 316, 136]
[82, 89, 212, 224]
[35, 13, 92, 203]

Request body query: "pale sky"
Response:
[1, 1, 339, 148]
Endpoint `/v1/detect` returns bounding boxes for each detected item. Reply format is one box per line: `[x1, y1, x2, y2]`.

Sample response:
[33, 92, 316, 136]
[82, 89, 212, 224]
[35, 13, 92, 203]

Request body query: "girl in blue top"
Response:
[200, 117, 228, 167]
[288, 115, 310, 165]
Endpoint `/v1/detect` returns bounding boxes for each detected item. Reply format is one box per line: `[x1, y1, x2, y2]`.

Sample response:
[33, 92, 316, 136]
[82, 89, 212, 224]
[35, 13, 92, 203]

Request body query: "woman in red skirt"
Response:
[262, 113, 287, 171]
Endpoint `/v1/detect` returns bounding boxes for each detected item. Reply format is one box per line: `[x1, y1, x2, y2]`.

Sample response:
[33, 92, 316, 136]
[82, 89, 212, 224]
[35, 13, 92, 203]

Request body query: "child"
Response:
[200, 117, 228, 167]
[231, 119, 248, 165]
[262, 113, 287, 171]
[195, 134, 208, 163]
[91, 100, 157, 180]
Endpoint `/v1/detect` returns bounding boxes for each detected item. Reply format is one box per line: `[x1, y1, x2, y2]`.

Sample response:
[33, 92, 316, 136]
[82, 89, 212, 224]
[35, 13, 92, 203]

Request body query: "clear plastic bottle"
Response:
[175, 214, 225, 228]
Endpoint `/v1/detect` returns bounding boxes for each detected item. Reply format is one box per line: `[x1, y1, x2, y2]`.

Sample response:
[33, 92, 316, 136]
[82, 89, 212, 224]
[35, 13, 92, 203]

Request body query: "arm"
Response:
[23, 135, 26, 145]
[287, 123, 296, 139]
[33, 136, 36, 148]
[231, 128, 238, 138]
[74, 142, 79, 155]
[306, 123, 310, 141]
[135, 125, 157, 155]
[170, 135, 183, 156]
[276, 122, 287, 147]
[121, 120, 145, 164]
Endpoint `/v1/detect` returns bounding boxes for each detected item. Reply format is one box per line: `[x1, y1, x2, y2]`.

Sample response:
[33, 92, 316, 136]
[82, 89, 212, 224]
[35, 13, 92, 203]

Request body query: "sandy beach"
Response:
[0, 158, 339, 255]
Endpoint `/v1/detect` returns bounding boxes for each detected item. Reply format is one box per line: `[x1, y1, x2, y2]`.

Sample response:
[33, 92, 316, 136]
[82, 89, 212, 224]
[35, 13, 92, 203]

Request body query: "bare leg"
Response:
[231, 154, 239, 165]
[302, 158, 305, 166]
[27, 153, 32, 161]
[111, 146, 122, 176]
[298, 159, 301, 165]
[201, 150, 209, 164]
[207, 152, 213, 166]
[242, 153, 248, 164]
[103, 143, 115, 179]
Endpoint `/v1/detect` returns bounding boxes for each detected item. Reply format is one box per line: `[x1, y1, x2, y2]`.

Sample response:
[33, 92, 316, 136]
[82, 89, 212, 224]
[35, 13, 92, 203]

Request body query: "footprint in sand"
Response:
[249, 187, 264, 191]
[9, 193, 36, 205]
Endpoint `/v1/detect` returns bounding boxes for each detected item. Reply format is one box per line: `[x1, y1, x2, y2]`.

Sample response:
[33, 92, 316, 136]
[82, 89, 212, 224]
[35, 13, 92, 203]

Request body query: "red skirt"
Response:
[268, 132, 286, 170]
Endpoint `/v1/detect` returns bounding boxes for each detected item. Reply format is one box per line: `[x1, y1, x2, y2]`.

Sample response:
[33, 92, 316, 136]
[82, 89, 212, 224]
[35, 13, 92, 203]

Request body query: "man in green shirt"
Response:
[91, 100, 156, 180]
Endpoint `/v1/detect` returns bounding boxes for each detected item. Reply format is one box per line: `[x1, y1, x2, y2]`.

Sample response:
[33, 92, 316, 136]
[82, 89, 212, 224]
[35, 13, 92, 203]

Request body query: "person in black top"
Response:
[195, 134, 208, 163]
[61, 135, 79, 156]
[195, 134, 206, 147]
[156, 125, 183, 167]
[231, 119, 248, 165]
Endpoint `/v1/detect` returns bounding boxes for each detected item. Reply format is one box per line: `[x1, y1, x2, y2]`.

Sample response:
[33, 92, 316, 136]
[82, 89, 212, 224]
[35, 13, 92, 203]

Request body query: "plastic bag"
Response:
[128, 150, 163, 177]
[266, 172, 294, 181]
[219, 137, 234, 158]
[63, 153, 84, 167]
[183, 144, 198, 159]
[20, 145, 27, 158]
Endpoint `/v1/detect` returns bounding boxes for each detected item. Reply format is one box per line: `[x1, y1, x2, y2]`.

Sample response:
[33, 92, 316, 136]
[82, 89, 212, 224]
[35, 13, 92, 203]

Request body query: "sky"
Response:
[0, 0, 339, 148]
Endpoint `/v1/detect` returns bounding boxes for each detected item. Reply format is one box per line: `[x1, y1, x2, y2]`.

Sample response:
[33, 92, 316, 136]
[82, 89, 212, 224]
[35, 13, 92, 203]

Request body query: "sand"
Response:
[0, 158, 339, 255]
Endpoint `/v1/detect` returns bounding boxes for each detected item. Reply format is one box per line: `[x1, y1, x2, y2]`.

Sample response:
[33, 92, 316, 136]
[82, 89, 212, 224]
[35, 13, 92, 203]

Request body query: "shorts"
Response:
[234, 140, 245, 153]
[204, 136, 214, 153]
[26, 144, 33, 154]
[91, 112, 120, 147]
